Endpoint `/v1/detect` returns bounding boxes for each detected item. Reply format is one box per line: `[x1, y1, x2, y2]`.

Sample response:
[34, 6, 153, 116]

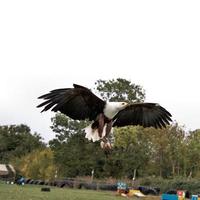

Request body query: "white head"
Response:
[109, 102, 128, 110]
[103, 102, 128, 119]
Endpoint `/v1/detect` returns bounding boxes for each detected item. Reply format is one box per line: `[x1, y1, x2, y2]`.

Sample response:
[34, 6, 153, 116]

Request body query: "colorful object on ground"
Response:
[117, 182, 146, 198]
[128, 189, 145, 197]
[162, 194, 178, 200]
[116, 182, 128, 196]
[117, 182, 127, 190]
[191, 195, 200, 200]
[17, 177, 25, 185]
[162, 190, 188, 200]
[177, 190, 185, 200]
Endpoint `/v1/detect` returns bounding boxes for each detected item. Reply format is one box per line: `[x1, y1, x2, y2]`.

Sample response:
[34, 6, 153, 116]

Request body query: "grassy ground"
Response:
[0, 182, 160, 200]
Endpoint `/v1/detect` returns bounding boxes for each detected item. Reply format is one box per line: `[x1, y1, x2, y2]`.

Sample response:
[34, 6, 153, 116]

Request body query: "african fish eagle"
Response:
[37, 84, 172, 149]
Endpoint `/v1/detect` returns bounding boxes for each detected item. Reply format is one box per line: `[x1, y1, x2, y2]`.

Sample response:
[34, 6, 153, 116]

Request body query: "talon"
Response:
[105, 141, 112, 149]
[100, 137, 112, 149]
[100, 141, 105, 149]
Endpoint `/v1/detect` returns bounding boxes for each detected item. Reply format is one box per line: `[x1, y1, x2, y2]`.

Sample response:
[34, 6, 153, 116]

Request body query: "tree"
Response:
[95, 78, 145, 102]
[49, 113, 109, 178]
[144, 123, 186, 178]
[0, 124, 45, 163]
[15, 148, 56, 180]
[185, 129, 200, 177]
[113, 126, 153, 178]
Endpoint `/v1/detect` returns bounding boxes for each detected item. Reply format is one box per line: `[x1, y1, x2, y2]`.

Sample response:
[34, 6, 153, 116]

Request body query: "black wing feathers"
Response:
[37, 84, 172, 129]
[37, 84, 105, 121]
[113, 103, 172, 129]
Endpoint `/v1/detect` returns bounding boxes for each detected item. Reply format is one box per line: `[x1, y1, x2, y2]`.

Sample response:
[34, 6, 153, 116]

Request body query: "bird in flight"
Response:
[37, 84, 172, 149]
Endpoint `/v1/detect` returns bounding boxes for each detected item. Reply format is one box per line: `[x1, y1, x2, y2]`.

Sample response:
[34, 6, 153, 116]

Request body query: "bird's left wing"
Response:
[113, 103, 172, 128]
[37, 84, 106, 121]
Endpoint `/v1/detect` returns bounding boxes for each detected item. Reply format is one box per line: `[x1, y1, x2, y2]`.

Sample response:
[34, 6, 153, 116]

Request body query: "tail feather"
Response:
[84, 123, 107, 142]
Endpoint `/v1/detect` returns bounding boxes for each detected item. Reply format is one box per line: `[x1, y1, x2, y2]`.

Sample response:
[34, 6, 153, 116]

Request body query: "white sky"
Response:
[0, 1, 200, 142]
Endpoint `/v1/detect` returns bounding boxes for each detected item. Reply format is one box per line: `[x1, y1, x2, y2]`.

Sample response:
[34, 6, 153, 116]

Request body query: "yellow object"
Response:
[128, 189, 145, 197]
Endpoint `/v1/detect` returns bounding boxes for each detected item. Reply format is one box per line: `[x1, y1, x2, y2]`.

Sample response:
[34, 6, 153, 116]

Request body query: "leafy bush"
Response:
[139, 177, 200, 194]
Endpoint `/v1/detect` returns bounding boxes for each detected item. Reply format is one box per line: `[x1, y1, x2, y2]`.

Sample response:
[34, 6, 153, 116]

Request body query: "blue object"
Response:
[117, 182, 127, 190]
[191, 195, 198, 200]
[161, 194, 178, 200]
[17, 177, 25, 185]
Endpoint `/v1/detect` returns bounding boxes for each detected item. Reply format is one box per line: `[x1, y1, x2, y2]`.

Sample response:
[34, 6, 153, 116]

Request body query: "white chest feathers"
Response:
[103, 102, 128, 119]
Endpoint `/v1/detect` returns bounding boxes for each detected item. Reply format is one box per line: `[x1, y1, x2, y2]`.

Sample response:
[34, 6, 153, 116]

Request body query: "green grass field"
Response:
[0, 182, 160, 200]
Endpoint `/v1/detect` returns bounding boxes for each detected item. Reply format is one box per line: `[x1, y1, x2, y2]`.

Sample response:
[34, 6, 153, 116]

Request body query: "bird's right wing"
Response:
[37, 84, 106, 121]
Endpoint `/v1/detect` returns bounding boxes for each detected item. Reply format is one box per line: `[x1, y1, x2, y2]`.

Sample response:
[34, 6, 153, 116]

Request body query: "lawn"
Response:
[0, 182, 160, 200]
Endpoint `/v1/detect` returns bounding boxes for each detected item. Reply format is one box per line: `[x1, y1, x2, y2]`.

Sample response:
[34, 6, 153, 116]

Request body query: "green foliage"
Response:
[50, 116, 114, 178]
[14, 148, 56, 180]
[185, 129, 200, 177]
[139, 124, 187, 178]
[113, 126, 153, 178]
[50, 113, 89, 144]
[49, 113, 107, 178]
[139, 176, 200, 194]
[50, 119, 195, 180]
[0, 124, 45, 163]
[95, 78, 145, 102]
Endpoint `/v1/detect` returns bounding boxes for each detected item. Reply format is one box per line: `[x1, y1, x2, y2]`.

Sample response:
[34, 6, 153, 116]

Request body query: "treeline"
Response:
[0, 124, 45, 163]
[48, 115, 200, 179]
[1, 118, 200, 181]
[1, 78, 200, 181]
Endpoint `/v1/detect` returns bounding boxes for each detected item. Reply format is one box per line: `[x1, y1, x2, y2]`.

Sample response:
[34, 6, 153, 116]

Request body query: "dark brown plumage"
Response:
[113, 103, 172, 129]
[37, 84, 105, 121]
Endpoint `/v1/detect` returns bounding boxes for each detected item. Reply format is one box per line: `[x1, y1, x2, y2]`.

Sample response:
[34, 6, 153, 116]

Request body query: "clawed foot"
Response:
[100, 137, 112, 150]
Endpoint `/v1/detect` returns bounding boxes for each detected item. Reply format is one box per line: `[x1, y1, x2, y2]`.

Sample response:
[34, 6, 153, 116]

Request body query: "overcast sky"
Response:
[0, 1, 200, 142]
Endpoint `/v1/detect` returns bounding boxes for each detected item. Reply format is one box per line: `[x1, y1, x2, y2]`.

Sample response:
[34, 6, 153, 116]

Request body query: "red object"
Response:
[177, 191, 183, 196]
[177, 190, 185, 197]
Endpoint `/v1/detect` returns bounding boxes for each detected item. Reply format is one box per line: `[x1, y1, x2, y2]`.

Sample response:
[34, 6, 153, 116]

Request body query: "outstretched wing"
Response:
[37, 84, 106, 120]
[113, 103, 172, 128]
